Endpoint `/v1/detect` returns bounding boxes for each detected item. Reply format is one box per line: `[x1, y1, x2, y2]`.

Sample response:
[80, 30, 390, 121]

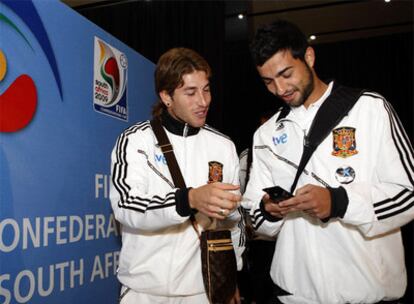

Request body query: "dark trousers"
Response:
[238, 239, 276, 304]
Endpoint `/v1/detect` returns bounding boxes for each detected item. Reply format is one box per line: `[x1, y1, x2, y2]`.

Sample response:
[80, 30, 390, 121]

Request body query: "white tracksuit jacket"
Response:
[242, 82, 414, 304]
[110, 113, 244, 298]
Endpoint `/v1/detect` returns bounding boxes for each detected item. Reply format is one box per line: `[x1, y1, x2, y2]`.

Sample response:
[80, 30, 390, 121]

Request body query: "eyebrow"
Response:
[261, 66, 292, 81]
[183, 83, 210, 91]
[183, 87, 196, 92]
[277, 66, 292, 77]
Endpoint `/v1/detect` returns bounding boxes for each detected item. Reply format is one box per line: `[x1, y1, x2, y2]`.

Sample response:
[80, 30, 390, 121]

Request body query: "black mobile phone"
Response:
[263, 186, 293, 202]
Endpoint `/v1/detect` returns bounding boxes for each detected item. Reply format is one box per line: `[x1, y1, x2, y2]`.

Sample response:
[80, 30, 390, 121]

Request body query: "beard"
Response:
[289, 64, 314, 108]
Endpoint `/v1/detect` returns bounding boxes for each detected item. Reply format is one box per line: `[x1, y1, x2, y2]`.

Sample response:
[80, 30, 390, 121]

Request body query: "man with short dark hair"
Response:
[111, 47, 243, 303]
[243, 20, 414, 304]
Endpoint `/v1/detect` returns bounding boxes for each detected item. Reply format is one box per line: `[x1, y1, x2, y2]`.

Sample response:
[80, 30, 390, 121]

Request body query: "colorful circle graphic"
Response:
[0, 49, 37, 132]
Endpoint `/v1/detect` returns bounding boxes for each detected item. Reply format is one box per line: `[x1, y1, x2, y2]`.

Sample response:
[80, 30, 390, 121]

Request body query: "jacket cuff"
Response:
[175, 188, 197, 217]
[323, 186, 349, 222]
[260, 200, 282, 222]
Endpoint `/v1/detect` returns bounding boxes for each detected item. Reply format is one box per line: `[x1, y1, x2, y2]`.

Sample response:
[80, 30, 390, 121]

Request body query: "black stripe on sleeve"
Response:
[112, 121, 177, 213]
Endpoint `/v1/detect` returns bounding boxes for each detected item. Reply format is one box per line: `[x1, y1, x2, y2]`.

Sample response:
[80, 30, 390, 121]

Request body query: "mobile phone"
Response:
[263, 186, 293, 202]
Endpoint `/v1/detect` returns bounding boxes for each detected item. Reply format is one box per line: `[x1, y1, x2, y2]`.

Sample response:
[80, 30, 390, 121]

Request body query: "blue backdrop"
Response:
[0, 1, 155, 303]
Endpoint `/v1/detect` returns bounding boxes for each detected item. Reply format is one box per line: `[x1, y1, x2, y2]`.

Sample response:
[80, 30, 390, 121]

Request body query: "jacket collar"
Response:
[161, 111, 200, 137]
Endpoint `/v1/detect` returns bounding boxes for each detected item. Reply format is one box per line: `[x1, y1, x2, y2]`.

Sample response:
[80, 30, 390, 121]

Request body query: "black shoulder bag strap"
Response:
[276, 105, 291, 122]
[150, 118, 201, 234]
[150, 118, 186, 188]
[290, 85, 365, 193]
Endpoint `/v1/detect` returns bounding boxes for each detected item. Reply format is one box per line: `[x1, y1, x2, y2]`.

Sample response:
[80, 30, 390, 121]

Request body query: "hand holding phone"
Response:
[263, 186, 293, 203]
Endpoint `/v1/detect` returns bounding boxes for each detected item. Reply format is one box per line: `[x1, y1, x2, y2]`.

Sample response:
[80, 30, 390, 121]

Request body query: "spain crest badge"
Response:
[208, 161, 223, 183]
[332, 127, 358, 158]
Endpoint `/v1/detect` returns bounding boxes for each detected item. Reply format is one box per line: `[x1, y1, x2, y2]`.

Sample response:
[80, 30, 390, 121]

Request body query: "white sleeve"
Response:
[229, 143, 246, 270]
[238, 148, 249, 194]
[217, 142, 246, 270]
[241, 129, 284, 237]
[109, 130, 186, 232]
[340, 97, 414, 236]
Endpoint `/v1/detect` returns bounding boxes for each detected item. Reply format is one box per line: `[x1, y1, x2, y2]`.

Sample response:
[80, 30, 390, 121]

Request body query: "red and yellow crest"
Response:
[332, 127, 358, 158]
[208, 161, 223, 183]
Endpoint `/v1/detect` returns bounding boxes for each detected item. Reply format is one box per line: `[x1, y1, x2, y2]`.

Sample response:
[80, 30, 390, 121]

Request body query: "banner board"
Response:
[0, 1, 155, 303]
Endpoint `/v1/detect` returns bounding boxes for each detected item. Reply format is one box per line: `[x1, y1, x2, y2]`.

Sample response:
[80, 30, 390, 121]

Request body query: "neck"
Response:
[304, 77, 328, 109]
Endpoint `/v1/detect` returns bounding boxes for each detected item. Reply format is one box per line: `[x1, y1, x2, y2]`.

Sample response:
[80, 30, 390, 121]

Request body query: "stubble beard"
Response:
[290, 64, 314, 108]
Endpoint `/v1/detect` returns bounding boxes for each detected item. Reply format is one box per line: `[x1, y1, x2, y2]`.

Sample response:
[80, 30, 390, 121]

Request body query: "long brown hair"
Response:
[152, 48, 211, 117]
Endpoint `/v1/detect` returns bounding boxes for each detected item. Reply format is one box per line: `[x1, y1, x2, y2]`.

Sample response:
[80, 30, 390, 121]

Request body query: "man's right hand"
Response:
[188, 183, 241, 219]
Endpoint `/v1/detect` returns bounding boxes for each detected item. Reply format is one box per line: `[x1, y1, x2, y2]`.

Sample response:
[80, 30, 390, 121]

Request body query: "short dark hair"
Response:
[152, 48, 211, 117]
[250, 19, 309, 66]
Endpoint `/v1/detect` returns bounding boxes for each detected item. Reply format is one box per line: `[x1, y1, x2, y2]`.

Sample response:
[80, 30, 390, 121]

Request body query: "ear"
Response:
[304, 47, 315, 68]
[159, 90, 172, 107]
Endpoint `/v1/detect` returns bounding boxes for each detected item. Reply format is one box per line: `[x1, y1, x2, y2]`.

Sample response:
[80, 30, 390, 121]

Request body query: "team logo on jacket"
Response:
[208, 161, 223, 183]
[332, 127, 358, 158]
[335, 166, 355, 184]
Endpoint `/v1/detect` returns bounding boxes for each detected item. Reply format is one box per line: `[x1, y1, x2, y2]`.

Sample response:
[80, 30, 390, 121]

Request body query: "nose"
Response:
[198, 90, 211, 107]
[273, 78, 287, 96]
